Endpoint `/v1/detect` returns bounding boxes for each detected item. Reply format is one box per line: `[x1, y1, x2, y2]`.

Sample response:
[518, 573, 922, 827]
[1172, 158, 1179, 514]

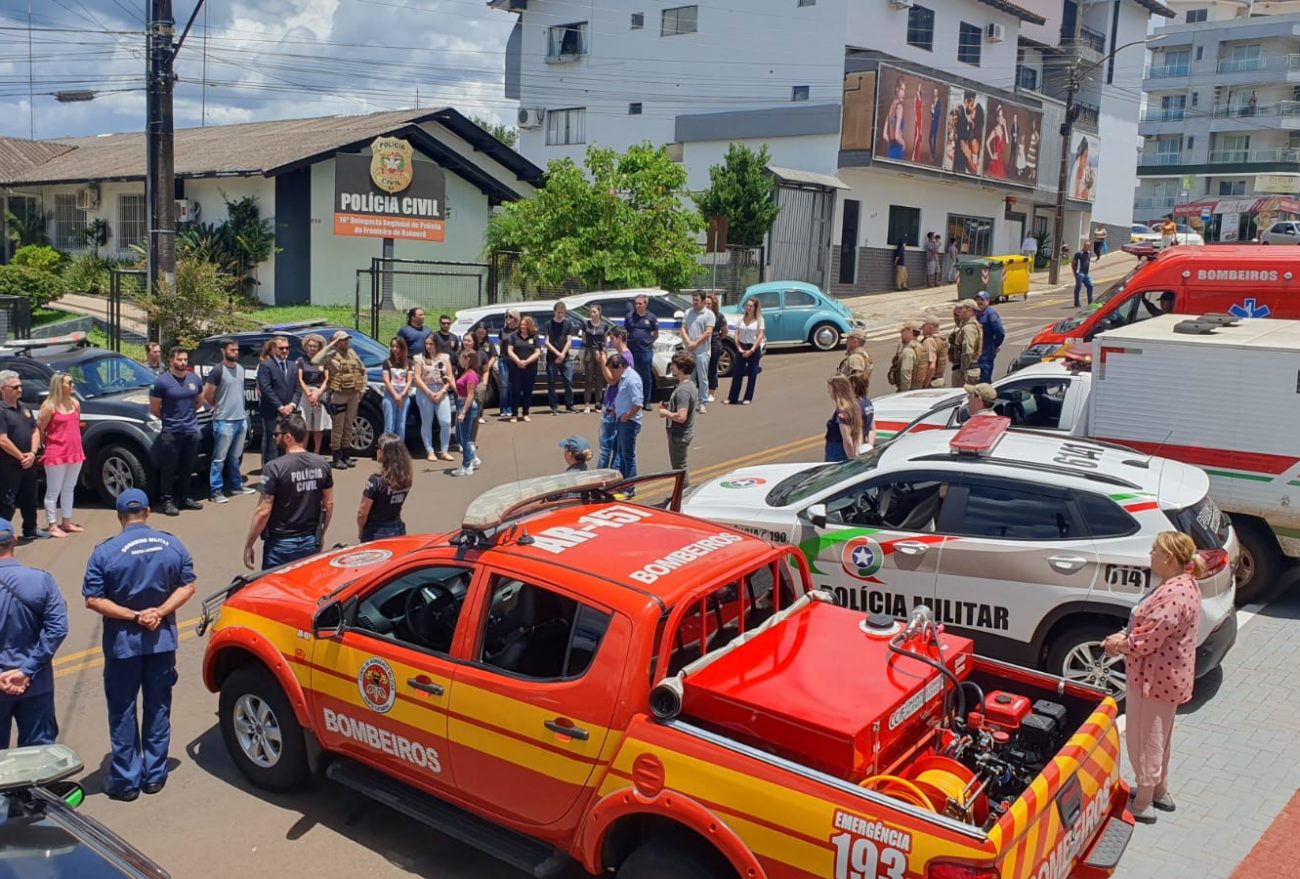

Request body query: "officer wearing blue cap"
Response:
[0, 517, 67, 747]
[82, 488, 196, 801]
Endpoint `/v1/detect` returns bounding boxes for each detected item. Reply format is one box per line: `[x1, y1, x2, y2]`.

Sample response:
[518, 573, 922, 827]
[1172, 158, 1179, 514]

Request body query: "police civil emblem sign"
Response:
[369, 136, 414, 194]
[841, 535, 885, 580]
[358, 657, 397, 713]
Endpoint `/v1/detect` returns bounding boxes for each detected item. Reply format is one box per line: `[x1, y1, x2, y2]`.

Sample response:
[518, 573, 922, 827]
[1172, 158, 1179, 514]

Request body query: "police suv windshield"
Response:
[326, 331, 388, 368]
[66, 354, 158, 399]
[1054, 267, 1138, 332]
[766, 450, 885, 507]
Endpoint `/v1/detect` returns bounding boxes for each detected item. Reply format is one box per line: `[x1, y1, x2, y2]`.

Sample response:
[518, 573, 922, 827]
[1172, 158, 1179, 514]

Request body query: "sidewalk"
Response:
[839, 251, 1139, 326]
[55, 291, 150, 336]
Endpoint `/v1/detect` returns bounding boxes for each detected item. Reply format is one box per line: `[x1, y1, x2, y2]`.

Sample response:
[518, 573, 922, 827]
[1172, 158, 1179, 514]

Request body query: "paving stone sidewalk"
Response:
[1114, 572, 1300, 878]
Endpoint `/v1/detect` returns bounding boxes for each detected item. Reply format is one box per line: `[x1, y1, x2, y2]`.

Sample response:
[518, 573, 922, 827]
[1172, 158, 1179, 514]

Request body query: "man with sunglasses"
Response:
[0, 371, 49, 540]
[255, 335, 299, 466]
[434, 314, 461, 359]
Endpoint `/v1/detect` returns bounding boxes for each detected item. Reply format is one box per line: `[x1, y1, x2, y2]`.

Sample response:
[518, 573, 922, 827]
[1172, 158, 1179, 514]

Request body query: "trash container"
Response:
[987, 254, 1030, 302]
[956, 257, 1003, 301]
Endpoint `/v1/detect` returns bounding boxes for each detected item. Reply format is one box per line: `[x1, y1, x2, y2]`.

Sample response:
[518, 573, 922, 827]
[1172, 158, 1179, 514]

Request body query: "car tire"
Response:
[218, 665, 310, 792]
[810, 322, 842, 352]
[348, 406, 382, 457]
[1233, 518, 1283, 606]
[1046, 623, 1126, 703]
[94, 443, 150, 505]
[715, 343, 736, 379]
[617, 840, 732, 879]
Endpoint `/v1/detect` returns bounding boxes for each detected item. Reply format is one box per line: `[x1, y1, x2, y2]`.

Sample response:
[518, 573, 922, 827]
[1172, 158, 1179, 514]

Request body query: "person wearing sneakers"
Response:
[1103, 532, 1202, 824]
[202, 338, 255, 506]
[598, 328, 634, 471]
[559, 435, 593, 472]
[451, 349, 480, 477]
[36, 372, 86, 536]
[658, 352, 697, 484]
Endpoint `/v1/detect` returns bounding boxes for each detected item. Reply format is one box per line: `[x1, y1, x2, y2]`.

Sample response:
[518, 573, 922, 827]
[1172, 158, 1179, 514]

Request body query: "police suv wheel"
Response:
[811, 323, 841, 352]
[94, 443, 148, 505]
[1048, 625, 1126, 702]
[219, 665, 309, 791]
[715, 344, 735, 378]
[618, 841, 731, 879]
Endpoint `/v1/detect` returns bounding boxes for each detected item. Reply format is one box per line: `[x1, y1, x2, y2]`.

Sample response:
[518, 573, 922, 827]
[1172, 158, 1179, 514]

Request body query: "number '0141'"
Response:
[830, 833, 907, 879]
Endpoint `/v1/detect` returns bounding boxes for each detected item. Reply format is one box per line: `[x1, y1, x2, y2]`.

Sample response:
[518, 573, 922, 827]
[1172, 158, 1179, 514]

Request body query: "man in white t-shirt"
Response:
[683, 292, 716, 414]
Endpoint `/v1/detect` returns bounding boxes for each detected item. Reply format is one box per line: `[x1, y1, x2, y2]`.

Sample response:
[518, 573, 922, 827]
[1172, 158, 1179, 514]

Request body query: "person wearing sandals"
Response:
[357, 433, 412, 542]
[295, 334, 331, 455]
[1103, 531, 1203, 824]
[381, 337, 414, 438]
[725, 298, 764, 406]
[507, 316, 542, 422]
[36, 372, 85, 538]
[413, 335, 454, 462]
[451, 349, 480, 476]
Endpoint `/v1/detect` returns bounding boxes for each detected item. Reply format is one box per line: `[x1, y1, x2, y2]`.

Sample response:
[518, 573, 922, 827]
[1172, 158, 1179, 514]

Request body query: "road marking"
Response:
[53, 618, 202, 667]
[55, 627, 201, 679]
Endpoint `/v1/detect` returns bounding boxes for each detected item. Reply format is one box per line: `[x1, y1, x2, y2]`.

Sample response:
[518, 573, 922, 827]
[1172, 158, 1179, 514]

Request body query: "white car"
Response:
[682, 418, 1238, 698]
[1129, 223, 1161, 246]
[560, 288, 692, 335]
[1259, 220, 1300, 245]
[1152, 223, 1204, 247]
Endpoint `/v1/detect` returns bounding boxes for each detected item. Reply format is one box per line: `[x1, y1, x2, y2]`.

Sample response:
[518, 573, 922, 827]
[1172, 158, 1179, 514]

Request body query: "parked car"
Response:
[1259, 220, 1300, 244]
[1129, 223, 1161, 246]
[559, 288, 692, 334]
[192, 321, 395, 455]
[717, 281, 864, 376]
[1150, 223, 1204, 247]
[0, 334, 213, 504]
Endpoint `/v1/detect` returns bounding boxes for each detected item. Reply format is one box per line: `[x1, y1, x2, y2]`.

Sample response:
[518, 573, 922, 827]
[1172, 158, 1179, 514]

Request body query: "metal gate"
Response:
[768, 184, 835, 286]
[361, 257, 493, 342]
[0, 295, 30, 342]
[107, 268, 147, 352]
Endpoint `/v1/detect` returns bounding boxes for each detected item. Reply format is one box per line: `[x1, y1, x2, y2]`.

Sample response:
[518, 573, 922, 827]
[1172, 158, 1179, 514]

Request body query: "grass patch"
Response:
[87, 327, 148, 363]
[249, 304, 407, 343]
[31, 307, 75, 328]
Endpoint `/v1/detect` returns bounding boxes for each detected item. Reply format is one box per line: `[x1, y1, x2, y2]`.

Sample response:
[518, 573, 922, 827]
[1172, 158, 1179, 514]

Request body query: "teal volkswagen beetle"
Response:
[717, 281, 864, 376]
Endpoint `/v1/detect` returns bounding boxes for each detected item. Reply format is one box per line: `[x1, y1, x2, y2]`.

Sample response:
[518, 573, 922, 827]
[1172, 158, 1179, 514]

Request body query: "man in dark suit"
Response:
[255, 336, 298, 465]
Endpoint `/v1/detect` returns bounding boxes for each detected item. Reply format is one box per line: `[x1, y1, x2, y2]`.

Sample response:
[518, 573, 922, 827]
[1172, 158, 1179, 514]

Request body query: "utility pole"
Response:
[146, 1, 177, 302]
[1048, 4, 1083, 286]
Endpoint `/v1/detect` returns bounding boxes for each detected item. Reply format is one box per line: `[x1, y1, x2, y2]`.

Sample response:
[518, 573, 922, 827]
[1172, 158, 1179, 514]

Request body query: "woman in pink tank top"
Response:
[37, 371, 87, 538]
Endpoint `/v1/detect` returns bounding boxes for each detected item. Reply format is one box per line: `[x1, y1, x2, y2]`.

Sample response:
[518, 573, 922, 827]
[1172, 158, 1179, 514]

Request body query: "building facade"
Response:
[1137, 1, 1300, 240]
[0, 109, 541, 307]
[494, 0, 1163, 294]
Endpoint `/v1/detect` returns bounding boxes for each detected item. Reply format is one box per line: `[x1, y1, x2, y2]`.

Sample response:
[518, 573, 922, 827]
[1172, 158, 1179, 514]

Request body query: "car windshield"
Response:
[568, 305, 617, 329]
[766, 449, 885, 507]
[1054, 267, 1138, 332]
[65, 355, 158, 399]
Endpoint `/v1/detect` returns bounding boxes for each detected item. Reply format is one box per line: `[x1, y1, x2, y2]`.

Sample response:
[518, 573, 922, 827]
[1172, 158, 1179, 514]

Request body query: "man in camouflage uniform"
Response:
[888, 321, 930, 392]
[920, 314, 947, 387]
[837, 327, 873, 392]
[311, 330, 368, 470]
[949, 299, 982, 388]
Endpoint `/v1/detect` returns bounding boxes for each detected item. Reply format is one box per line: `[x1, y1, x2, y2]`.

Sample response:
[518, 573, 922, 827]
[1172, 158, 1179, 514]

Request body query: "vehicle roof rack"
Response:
[258, 318, 329, 332]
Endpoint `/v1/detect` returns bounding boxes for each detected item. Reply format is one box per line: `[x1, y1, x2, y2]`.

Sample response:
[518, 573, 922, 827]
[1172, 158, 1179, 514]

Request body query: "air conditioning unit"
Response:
[889, 0, 913, 8]
[176, 199, 200, 223]
[518, 107, 545, 129]
[985, 22, 1005, 42]
[76, 186, 99, 211]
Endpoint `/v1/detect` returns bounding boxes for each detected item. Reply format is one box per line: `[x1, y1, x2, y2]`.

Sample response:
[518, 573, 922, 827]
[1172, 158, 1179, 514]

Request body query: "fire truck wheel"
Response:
[1233, 518, 1282, 606]
[618, 840, 733, 878]
[219, 664, 310, 792]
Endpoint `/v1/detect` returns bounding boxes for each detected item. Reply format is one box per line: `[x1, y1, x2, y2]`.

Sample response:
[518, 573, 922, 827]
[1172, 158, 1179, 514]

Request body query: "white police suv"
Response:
[682, 417, 1238, 698]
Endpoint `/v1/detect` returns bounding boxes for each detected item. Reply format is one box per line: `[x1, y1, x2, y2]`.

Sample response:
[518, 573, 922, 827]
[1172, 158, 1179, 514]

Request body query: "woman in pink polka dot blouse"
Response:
[1103, 531, 1203, 824]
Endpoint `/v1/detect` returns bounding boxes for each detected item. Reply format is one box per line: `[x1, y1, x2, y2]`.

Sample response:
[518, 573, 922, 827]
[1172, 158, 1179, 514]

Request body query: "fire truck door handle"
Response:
[406, 677, 444, 696]
[895, 541, 929, 556]
[544, 719, 590, 741]
[1048, 554, 1087, 573]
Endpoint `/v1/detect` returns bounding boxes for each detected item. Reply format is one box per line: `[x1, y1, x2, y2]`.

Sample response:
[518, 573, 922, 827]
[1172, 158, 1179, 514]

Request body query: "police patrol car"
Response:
[682, 417, 1238, 698]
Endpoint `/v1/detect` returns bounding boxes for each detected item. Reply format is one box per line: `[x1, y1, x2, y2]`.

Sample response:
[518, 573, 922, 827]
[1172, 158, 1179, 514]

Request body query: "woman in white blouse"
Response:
[724, 298, 765, 405]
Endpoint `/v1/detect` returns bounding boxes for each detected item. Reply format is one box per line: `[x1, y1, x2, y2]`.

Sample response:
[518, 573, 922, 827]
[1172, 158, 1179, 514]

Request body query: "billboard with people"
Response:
[874, 66, 949, 168]
[1069, 131, 1100, 202]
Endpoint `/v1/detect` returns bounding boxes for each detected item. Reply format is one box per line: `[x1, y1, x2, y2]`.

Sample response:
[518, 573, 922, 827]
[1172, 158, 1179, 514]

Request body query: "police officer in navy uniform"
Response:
[0, 517, 68, 747]
[83, 489, 196, 801]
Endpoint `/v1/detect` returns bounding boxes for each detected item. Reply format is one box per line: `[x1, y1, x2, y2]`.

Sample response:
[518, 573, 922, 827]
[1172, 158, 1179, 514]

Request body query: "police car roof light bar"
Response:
[258, 318, 329, 332]
[949, 416, 1011, 456]
[0, 332, 89, 353]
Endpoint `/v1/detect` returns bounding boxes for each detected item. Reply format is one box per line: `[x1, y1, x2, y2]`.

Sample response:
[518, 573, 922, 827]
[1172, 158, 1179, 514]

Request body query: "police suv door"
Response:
[800, 472, 950, 621]
[929, 475, 1100, 662]
[310, 559, 475, 792]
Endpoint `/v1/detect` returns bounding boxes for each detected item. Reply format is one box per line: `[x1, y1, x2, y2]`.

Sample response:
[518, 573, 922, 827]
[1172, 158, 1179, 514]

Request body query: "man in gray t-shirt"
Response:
[201, 337, 253, 502]
[683, 292, 716, 413]
[658, 352, 698, 485]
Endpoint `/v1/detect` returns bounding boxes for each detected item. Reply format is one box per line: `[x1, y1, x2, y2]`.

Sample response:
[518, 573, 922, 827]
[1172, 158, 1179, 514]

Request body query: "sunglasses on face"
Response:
[275, 345, 289, 352]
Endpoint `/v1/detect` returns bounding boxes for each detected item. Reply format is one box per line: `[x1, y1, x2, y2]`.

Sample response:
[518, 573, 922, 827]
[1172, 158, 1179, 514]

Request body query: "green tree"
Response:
[470, 115, 518, 148]
[692, 143, 780, 247]
[485, 142, 703, 291]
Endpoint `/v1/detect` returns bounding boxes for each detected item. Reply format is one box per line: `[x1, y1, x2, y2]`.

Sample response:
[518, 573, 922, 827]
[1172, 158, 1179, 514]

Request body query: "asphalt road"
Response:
[23, 292, 1088, 877]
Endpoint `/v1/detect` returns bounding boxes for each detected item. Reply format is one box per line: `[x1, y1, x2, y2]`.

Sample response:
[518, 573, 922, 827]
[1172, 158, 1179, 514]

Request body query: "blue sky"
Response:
[0, 0, 516, 140]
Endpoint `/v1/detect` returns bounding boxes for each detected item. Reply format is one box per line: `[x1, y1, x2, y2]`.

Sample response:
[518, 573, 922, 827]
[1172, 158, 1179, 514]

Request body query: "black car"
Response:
[0, 335, 213, 504]
[0, 744, 170, 878]
[192, 322, 405, 456]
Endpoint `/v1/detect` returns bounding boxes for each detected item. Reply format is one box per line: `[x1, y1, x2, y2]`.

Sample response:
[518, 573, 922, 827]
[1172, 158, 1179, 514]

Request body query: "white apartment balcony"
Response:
[1134, 195, 1178, 211]
[1208, 100, 1300, 132]
[1213, 53, 1300, 85]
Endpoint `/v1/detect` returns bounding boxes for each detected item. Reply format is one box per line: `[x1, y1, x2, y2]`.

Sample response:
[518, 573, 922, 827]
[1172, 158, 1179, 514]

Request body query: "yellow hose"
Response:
[858, 774, 937, 812]
[915, 769, 970, 809]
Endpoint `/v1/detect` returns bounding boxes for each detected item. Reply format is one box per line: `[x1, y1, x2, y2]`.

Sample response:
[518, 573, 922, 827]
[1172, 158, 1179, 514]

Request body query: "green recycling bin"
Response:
[956, 257, 1003, 301]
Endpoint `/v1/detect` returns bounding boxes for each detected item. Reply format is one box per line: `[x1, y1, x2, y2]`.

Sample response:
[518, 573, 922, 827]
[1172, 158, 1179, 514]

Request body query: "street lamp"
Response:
[1048, 32, 1169, 284]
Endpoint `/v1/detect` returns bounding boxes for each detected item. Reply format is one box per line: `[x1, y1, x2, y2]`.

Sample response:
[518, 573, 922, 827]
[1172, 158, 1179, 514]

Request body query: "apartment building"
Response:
[492, 0, 1161, 293]
[1138, 0, 1300, 240]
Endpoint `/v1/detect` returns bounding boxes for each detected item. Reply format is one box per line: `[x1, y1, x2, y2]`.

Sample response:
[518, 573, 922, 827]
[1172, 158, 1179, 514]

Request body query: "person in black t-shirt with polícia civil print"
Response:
[357, 433, 412, 542]
[242, 414, 334, 570]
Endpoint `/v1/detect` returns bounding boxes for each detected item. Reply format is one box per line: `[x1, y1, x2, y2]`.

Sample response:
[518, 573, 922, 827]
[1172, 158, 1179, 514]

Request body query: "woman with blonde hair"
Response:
[37, 371, 86, 537]
[823, 374, 864, 462]
[296, 334, 331, 455]
[1103, 531, 1205, 823]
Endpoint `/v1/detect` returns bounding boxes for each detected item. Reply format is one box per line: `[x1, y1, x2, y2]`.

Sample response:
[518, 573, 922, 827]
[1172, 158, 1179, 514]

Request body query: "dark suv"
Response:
[191, 322, 405, 456]
[0, 335, 213, 504]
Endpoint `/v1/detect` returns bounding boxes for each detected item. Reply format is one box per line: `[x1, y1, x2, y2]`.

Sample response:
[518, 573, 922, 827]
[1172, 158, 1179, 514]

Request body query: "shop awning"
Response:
[1172, 196, 1300, 217]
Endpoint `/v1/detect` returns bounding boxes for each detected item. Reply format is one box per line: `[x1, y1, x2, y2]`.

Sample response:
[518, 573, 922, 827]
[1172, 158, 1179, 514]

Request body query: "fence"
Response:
[686, 245, 765, 305]
[357, 257, 498, 341]
[0, 295, 31, 342]
[107, 268, 147, 352]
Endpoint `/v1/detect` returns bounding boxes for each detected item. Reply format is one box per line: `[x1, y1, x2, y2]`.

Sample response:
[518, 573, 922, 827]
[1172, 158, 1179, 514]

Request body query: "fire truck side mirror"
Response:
[312, 601, 343, 639]
[803, 503, 828, 529]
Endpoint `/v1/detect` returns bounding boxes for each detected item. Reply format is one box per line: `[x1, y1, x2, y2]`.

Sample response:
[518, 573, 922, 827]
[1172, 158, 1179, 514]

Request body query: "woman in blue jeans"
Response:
[413, 334, 454, 461]
[726, 298, 765, 405]
[381, 337, 413, 437]
[451, 349, 480, 476]
[357, 433, 412, 542]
